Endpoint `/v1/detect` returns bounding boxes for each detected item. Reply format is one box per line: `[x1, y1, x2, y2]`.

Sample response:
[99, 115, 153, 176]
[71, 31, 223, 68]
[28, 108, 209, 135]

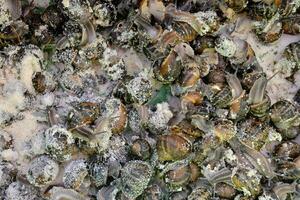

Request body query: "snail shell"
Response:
[157, 134, 192, 162]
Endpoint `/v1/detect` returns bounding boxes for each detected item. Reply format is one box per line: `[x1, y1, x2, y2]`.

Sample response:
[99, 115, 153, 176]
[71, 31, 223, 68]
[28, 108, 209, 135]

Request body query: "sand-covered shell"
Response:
[215, 182, 237, 199]
[44, 125, 76, 162]
[63, 159, 88, 189]
[26, 155, 59, 187]
[5, 181, 39, 200]
[126, 72, 153, 104]
[88, 157, 108, 187]
[120, 160, 152, 199]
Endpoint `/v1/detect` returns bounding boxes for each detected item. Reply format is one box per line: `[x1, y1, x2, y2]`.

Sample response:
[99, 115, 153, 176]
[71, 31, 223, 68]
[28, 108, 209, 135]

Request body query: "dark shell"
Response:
[210, 85, 233, 108]
[237, 118, 270, 150]
[241, 71, 266, 91]
[173, 21, 198, 42]
[226, 0, 248, 12]
[131, 139, 152, 160]
[67, 102, 101, 130]
[88, 157, 108, 187]
[274, 141, 300, 160]
[32, 72, 46, 93]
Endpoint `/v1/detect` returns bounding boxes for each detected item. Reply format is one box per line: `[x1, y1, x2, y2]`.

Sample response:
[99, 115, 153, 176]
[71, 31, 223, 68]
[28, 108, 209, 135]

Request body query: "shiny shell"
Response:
[157, 134, 191, 162]
[63, 159, 88, 189]
[154, 50, 183, 83]
[249, 95, 271, 118]
[173, 21, 198, 42]
[68, 102, 100, 129]
[181, 64, 201, 88]
[120, 160, 152, 199]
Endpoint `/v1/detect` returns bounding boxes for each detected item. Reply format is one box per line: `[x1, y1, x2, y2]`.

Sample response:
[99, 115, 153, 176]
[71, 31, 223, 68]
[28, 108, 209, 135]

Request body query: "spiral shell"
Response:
[270, 100, 300, 130]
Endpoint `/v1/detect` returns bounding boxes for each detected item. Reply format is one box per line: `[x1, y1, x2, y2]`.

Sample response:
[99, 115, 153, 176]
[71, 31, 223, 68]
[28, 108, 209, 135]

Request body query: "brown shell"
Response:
[157, 134, 191, 162]
[215, 183, 237, 199]
[165, 164, 191, 186]
[181, 64, 200, 87]
[111, 102, 127, 134]
[182, 91, 204, 106]
[274, 141, 300, 160]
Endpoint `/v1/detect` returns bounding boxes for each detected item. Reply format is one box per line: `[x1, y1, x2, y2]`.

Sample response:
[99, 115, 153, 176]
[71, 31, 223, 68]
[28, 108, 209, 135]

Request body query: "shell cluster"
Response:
[0, 0, 300, 199]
